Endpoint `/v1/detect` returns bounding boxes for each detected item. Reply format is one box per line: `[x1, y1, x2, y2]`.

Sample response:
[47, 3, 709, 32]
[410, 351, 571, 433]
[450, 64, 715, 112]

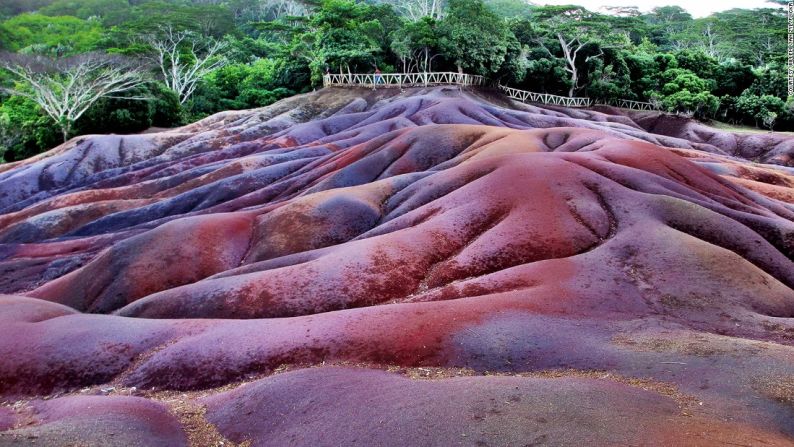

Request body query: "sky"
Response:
[533, 0, 779, 17]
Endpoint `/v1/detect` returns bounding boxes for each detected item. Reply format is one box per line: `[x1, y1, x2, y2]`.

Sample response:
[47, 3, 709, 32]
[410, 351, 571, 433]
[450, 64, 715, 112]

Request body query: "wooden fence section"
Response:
[597, 98, 659, 111]
[499, 85, 660, 111]
[497, 84, 592, 108]
[322, 72, 487, 88]
[323, 71, 659, 111]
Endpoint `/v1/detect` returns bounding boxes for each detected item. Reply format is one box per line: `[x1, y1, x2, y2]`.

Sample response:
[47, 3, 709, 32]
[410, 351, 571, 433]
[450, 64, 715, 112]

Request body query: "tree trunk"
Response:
[60, 121, 71, 142]
[568, 69, 577, 97]
[558, 34, 579, 98]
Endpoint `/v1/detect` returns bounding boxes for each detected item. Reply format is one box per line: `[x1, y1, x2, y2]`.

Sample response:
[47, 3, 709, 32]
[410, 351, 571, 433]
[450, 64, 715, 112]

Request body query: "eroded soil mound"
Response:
[595, 105, 794, 165]
[0, 87, 793, 446]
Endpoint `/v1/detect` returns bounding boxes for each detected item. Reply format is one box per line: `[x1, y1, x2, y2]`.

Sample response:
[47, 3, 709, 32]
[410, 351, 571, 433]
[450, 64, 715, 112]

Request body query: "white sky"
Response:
[533, 0, 779, 18]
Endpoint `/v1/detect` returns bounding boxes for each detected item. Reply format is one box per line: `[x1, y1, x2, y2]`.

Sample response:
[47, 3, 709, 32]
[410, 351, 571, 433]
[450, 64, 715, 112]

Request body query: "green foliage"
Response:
[525, 5, 632, 96]
[516, 50, 567, 95]
[624, 52, 660, 101]
[148, 82, 183, 128]
[746, 64, 788, 98]
[290, 0, 400, 84]
[734, 93, 786, 129]
[100, 1, 236, 42]
[642, 5, 692, 50]
[75, 82, 183, 135]
[484, 0, 532, 18]
[650, 67, 720, 118]
[0, 0, 55, 18]
[674, 49, 717, 80]
[495, 34, 528, 84]
[390, 17, 441, 72]
[0, 95, 60, 162]
[707, 8, 785, 65]
[659, 68, 715, 95]
[38, 0, 130, 21]
[437, 0, 515, 76]
[660, 89, 720, 118]
[221, 35, 275, 63]
[0, 13, 102, 55]
[713, 62, 755, 97]
[188, 59, 294, 118]
[314, 1, 382, 70]
[584, 49, 632, 102]
[76, 89, 153, 135]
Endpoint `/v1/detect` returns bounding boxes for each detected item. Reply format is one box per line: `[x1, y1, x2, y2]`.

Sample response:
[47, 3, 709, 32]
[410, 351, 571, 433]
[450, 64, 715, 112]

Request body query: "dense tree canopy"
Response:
[1, 0, 792, 162]
[1, 13, 102, 55]
[437, 0, 516, 76]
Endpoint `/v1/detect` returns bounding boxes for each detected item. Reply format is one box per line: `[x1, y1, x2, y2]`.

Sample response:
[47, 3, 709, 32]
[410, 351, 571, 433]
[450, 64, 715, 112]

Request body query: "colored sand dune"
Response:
[0, 87, 793, 446]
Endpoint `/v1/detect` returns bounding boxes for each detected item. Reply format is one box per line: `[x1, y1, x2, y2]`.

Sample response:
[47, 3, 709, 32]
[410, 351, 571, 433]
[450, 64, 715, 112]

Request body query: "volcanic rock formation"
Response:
[0, 86, 793, 446]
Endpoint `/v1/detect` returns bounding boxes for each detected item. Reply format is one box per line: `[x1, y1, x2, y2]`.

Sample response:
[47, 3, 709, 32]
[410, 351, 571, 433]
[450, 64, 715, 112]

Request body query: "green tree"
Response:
[707, 8, 785, 66]
[642, 6, 692, 51]
[746, 63, 788, 98]
[528, 6, 627, 97]
[390, 17, 440, 72]
[0, 0, 55, 18]
[437, 0, 515, 76]
[39, 0, 130, 22]
[585, 49, 632, 103]
[735, 93, 785, 128]
[713, 62, 755, 97]
[651, 67, 719, 118]
[76, 82, 183, 135]
[674, 49, 717, 80]
[291, 0, 399, 84]
[484, 0, 532, 18]
[100, 1, 236, 42]
[189, 58, 292, 117]
[0, 95, 60, 162]
[0, 13, 102, 55]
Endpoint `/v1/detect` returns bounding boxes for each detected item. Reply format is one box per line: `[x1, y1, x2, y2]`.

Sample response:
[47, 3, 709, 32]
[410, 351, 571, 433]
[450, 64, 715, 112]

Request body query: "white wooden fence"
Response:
[499, 85, 658, 111]
[322, 72, 486, 88]
[596, 98, 659, 111]
[497, 84, 592, 108]
[322, 71, 659, 111]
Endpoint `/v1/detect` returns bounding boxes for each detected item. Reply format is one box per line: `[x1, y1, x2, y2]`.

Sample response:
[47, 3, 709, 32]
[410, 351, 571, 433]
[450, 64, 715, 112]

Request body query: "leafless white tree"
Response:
[144, 27, 228, 105]
[0, 52, 148, 141]
[226, 0, 310, 24]
[259, 0, 309, 20]
[701, 22, 719, 59]
[393, 0, 445, 21]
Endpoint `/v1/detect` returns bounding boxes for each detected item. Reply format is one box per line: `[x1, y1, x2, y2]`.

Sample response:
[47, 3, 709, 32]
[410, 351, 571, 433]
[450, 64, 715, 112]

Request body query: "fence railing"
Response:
[323, 71, 659, 111]
[497, 84, 592, 108]
[596, 98, 659, 111]
[322, 72, 487, 88]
